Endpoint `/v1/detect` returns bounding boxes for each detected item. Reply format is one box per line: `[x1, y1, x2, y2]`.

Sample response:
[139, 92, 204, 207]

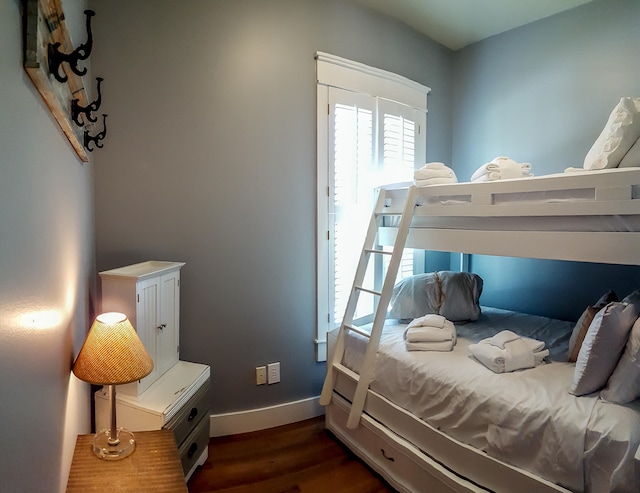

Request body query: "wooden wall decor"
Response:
[23, 0, 91, 162]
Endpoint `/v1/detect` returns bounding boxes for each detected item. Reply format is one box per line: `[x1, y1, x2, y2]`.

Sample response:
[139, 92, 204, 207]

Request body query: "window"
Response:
[316, 53, 429, 361]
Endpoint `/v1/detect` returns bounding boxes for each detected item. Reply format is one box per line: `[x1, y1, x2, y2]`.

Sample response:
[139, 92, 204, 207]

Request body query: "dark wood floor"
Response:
[187, 415, 395, 493]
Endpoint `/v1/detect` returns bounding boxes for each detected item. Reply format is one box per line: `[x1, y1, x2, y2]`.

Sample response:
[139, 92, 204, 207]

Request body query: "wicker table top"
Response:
[66, 429, 188, 492]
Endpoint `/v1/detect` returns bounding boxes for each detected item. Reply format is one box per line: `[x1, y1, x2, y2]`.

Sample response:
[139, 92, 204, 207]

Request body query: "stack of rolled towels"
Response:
[468, 330, 548, 373]
[404, 314, 456, 351]
[414, 162, 458, 186]
[471, 156, 533, 182]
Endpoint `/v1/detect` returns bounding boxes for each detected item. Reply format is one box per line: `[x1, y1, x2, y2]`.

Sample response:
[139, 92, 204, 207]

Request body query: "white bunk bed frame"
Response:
[319, 167, 640, 493]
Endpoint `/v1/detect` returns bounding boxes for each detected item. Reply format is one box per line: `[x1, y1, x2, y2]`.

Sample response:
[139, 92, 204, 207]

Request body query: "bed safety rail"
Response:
[320, 185, 418, 429]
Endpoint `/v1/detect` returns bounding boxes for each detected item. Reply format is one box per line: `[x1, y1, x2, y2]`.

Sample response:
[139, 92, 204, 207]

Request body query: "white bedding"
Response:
[340, 307, 640, 492]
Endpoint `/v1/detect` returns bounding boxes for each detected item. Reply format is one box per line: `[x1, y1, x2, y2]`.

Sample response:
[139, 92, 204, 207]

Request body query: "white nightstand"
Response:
[95, 360, 210, 480]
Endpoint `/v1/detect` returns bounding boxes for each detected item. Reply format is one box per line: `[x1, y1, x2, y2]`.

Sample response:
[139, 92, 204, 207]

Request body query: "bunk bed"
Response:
[319, 166, 640, 493]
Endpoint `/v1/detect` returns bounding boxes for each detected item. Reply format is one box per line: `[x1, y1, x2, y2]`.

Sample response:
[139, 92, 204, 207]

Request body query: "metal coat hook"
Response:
[72, 77, 103, 126]
[84, 114, 107, 152]
[48, 10, 95, 83]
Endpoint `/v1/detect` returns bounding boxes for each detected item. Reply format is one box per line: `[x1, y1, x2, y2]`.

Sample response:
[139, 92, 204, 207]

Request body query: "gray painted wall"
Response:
[89, 0, 453, 415]
[0, 0, 95, 491]
[451, 0, 640, 320]
[0, 0, 637, 488]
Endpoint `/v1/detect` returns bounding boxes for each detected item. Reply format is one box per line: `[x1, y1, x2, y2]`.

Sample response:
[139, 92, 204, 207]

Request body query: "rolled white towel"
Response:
[470, 157, 533, 182]
[519, 162, 532, 174]
[468, 330, 546, 373]
[495, 157, 524, 179]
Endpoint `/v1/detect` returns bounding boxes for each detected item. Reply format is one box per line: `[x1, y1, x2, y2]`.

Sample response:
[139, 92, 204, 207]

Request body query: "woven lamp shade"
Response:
[73, 312, 153, 385]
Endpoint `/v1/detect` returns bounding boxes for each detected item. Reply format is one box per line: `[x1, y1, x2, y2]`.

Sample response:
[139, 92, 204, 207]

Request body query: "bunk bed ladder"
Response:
[320, 185, 418, 429]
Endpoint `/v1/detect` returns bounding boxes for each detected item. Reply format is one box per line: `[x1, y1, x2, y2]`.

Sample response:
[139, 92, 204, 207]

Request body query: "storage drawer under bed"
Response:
[327, 393, 486, 493]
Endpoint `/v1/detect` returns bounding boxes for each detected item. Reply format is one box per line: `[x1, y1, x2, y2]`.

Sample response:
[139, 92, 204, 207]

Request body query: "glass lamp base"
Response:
[92, 428, 136, 460]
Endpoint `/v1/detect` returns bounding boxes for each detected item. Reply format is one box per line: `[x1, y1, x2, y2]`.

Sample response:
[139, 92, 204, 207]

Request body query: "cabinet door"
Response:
[157, 271, 180, 376]
[137, 276, 161, 392]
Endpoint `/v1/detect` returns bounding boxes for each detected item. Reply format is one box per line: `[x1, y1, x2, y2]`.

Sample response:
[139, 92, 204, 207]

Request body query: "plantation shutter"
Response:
[329, 90, 422, 329]
[316, 52, 429, 361]
[379, 99, 421, 281]
[329, 89, 376, 326]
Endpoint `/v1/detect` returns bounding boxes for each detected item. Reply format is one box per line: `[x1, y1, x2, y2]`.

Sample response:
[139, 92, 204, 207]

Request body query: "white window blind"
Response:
[331, 94, 375, 325]
[316, 53, 429, 362]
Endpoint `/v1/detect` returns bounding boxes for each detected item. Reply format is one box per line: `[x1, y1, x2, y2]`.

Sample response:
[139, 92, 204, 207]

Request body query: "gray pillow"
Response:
[600, 289, 640, 403]
[388, 271, 483, 322]
[567, 290, 618, 363]
[601, 316, 640, 403]
[570, 293, 640, 396]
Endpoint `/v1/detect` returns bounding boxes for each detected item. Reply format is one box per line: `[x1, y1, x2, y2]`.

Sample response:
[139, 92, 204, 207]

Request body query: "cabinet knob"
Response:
[380, 448, 395, 462]
[188, 442, 198, 458]
[188, 407, 198, 421]
[157, 323, 167, 330]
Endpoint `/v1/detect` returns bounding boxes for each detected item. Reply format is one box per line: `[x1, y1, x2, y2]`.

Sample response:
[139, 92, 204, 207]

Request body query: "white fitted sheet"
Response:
[341, 307, 640, 493]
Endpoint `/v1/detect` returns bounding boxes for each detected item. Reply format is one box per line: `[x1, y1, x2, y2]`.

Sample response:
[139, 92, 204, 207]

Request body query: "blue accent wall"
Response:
[451, 0, 640, 320]
[471, 256, 640, 321]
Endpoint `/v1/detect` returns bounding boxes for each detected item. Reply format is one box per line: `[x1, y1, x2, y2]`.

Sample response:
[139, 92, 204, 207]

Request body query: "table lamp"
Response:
[72, 312, 153, 460]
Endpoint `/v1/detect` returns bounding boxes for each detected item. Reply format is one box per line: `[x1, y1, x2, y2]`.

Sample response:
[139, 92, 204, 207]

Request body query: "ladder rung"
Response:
[375, 210, 403, 216]
[344, 324, 371, 339]
[364, 248, 393, 256]
[332, 362, 360, 381]
[354, 285, 382, 296]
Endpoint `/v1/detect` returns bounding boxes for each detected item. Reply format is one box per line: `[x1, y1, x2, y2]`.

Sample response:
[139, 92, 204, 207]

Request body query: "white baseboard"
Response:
[209, 396, 325, 437]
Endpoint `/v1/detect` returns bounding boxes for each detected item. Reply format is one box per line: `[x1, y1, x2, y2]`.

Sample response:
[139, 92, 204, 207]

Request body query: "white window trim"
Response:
[316, 52, 430, 111]
[315, 53, 430, 362]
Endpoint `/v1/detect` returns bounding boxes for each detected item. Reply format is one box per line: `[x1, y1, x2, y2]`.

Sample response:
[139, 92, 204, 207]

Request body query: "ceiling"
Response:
[349, 0, 595, 50]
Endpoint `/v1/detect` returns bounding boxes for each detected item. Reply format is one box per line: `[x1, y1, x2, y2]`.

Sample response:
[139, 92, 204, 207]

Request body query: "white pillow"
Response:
[570, 298, 640, 396]
[601, 316, 640, 403]
[583, 97, 640, 170]
[619, 136, 640, 168]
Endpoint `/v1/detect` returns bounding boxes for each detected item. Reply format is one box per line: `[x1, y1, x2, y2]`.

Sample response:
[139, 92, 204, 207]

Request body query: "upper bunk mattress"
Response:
[339, 307, 640, 493]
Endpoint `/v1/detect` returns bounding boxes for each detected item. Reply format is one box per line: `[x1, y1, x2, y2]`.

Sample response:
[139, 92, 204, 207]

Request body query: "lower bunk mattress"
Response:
[336, 307, 640, 493]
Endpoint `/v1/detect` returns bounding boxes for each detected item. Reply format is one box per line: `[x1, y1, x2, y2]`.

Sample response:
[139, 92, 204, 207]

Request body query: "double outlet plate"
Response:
[256, 362, 280, 385]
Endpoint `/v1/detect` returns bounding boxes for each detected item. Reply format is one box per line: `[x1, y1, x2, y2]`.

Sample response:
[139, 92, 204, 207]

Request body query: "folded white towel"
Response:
[405, 314, 456, 343]
[414, 167, 456, 181]
[417, 162, 449, 171]
[406, 326, 453, 342]
[407, 314, 446, 329]
[414, 163, 458, 185]
[406, 340, 455, 352]
[484, 329, 520, 348]
[415, 177, 457, 186]
[470, 157, 533, 182]
[468, 330, 547, 373]
[504, 338, 534, 372]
